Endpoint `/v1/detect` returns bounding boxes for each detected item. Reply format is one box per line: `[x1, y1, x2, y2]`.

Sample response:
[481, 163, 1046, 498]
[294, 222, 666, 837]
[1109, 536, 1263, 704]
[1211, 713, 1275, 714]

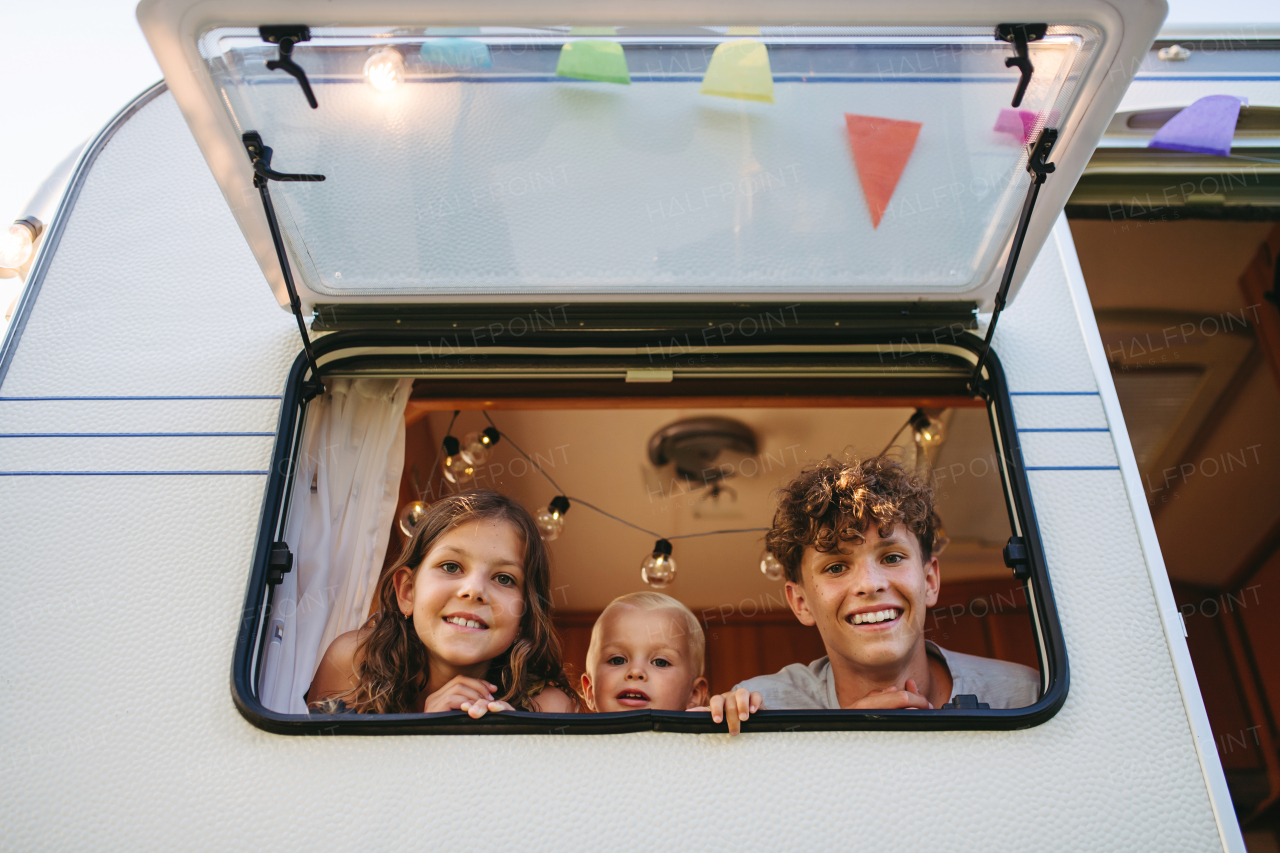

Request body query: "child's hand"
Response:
[707, 688, 765, 736]
[460, 699, 515, 718]
[424, 675, 504, 715]
[848, 678, 933, 710]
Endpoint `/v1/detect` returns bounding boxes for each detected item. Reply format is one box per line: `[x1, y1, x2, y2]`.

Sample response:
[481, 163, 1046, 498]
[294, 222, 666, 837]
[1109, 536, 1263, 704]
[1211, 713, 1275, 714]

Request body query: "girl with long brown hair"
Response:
[308, 490, 577, 715]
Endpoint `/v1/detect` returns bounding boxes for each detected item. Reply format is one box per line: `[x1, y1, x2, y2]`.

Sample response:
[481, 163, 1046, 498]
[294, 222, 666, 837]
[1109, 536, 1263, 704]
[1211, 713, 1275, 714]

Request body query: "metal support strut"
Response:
[969, 128, 1058, 394]
[242, 131, 327, 400]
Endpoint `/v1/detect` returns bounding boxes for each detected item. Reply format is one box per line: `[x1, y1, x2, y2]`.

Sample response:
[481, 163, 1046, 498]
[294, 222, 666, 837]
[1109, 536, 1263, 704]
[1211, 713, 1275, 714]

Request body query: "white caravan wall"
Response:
[0, 90, 1230, 851]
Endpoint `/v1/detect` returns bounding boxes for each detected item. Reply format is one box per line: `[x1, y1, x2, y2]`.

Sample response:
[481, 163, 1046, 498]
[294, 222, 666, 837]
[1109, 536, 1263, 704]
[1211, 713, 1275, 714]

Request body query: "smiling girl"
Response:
[307, 491, 577, 715]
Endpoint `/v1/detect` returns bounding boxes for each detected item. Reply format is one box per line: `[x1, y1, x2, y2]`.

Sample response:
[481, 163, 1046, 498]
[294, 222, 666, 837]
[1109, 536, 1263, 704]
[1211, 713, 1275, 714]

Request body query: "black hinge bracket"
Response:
[1003, 535, 1031, 580]
[242, 131, 327, 401]
[267, 541, 295, 585]
[259, 26, 318, 109]
[969, 128, 1057, 394]
[996, 24, 1048, 108]
[942, 694, 991, 710]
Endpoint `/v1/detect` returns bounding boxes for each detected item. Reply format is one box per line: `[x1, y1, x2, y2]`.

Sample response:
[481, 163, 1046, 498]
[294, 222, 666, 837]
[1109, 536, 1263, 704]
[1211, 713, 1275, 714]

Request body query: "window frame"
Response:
[232, 324, 1068, 735]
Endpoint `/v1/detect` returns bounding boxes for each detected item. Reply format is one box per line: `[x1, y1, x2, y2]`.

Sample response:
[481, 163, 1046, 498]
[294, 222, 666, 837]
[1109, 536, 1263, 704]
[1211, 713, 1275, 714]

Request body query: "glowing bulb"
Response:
[910, 410, 946, 450]
[760, 552, 785, 582]
[641, 539, 677, 588]
[0, 222, 34, 269]
[364, 48, 405, 92]
[536, 508, 564, 541]
[443, 454, 474, 484]
[398, 500, 428, 537]
[536, 496, 570, 541]
[461, 431, 489, 465]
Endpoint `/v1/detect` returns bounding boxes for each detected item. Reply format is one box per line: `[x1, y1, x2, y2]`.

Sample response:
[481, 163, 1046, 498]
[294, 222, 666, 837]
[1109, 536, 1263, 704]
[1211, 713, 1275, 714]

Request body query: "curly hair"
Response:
[333, 490, 573, 714]
[764, 456, 945, 584]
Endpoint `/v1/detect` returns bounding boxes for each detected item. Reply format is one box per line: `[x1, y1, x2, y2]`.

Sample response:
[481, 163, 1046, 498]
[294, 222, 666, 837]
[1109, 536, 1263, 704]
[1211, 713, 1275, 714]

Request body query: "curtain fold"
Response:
[259, 377, 413, 714]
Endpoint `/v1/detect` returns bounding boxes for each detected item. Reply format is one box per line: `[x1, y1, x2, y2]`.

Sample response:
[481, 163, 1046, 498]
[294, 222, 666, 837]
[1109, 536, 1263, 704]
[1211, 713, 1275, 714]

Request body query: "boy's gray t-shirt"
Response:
[734, 641, 1039, 710]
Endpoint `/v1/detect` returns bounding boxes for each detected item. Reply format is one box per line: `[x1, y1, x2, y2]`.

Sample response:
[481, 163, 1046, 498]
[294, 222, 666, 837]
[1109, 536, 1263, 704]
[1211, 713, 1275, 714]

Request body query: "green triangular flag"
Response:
[555, 40, 630, 85]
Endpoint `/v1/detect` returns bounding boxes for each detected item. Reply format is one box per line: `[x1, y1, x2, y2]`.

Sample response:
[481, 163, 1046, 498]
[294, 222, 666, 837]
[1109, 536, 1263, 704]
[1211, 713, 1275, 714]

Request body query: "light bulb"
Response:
[536, 495, 570, 541]
[461, 431, 489, 466]
[364, 48, 405, 92]
[398, 500, 428, 537]
[536, 508, 564, 541]
[760, 552, 785, 582]
[641, 539, 676, 588]
[0, 222, 35, 269]
[910, 410, 946, 449]
[443, 454, 475, 484]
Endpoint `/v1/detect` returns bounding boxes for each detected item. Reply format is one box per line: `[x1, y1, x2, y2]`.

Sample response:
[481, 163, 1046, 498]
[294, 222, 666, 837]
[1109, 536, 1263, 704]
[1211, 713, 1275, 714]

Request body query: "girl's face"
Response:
[393, 518, 527, 670]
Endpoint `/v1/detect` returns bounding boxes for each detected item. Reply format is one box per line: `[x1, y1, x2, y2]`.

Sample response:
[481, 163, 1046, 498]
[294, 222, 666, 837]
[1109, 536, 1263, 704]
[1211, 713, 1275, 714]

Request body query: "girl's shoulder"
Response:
[530, 685, 580, 713]
[308, 628, 372, 705]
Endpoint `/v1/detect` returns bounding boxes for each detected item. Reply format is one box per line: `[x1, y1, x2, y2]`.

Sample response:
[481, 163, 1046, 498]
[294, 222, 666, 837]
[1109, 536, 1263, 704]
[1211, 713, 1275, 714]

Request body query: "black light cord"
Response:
[878, 412, 916, 458]
[419, 410, 460, 502]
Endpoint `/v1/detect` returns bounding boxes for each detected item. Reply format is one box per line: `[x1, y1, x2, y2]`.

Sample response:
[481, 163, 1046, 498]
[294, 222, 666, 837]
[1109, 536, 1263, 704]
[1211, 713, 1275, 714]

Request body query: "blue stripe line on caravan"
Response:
[1025, 466, 1121, 471]
[1008, 391, 1101, 396]
[0, 395, 282, 401]
[1017, 428, 1110, 433]
[0, 432, 275, 437]
[0, 470, 270, 476]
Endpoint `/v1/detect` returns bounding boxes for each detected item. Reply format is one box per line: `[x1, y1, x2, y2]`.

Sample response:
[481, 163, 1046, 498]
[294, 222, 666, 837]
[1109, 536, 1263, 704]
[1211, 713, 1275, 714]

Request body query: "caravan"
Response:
[1, 0, 1273, 849]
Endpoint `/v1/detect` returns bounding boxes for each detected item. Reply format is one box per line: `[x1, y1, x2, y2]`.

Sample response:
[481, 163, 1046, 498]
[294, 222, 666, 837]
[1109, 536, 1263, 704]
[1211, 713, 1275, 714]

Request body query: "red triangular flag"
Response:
[844, 114, 922, 228]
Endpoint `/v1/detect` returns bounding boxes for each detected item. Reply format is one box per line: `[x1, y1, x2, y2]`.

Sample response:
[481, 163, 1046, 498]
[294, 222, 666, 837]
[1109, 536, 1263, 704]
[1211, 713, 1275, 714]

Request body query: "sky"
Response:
[0, 0, 1278, 228]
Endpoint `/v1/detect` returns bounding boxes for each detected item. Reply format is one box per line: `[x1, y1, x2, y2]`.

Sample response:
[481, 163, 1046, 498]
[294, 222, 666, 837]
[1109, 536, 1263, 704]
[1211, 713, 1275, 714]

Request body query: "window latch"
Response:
[259, 25, 318, 109]
[1003, 535, 1031, 580]
[942, 694, 991, 710]
[267, 542, 294, 586]
[995, 24, 1047, 108]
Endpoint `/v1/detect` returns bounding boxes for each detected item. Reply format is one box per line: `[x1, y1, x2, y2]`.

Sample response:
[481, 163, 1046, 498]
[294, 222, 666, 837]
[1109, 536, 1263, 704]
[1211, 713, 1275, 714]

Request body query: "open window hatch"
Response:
[135, 0, 1164, 734]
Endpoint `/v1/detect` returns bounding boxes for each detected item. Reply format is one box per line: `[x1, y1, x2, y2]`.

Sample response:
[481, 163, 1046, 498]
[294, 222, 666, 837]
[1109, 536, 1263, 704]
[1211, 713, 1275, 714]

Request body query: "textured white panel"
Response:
[988, 235, 1101, 395]
[0, 89, 1229, 852]
[0, 95, 298, 397]
[0, 398, 281, 434]
[0, 435, 272, 472]
[1018, 431, 1119, 469]
[1011, 394, 1108, 429]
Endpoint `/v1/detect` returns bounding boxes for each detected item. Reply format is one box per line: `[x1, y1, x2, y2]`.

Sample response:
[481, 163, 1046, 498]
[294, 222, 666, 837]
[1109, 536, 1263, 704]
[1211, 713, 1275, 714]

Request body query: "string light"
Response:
[441, 435, 475, 484]
[640, 539, 677, 588]
[910, 409, 946, 449]
[398, 500, 427, 536]
[536, 495, 570, 541]
[760, 551, 785, 581]
[461, 427, 501, 465]
[364, 47, 405, 92]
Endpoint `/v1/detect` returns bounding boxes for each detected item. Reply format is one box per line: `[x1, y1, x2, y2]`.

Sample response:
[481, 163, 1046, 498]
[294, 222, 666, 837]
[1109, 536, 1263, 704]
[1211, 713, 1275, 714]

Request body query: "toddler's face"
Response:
[584, 606, 707, 713]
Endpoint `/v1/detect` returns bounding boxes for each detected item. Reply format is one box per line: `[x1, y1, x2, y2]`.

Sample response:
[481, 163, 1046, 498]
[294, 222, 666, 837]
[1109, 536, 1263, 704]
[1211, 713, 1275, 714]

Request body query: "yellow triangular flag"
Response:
[700, 39, 774, 104]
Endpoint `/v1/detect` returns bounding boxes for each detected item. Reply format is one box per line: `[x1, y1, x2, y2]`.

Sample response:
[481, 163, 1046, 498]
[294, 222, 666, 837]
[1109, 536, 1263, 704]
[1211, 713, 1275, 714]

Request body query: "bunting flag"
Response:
[994, 109, 1039, 144]
[699, 39, 775, 104]
[844, 113, 922, 229]
[555, 40, 631, 85]
[420, 38, 492, 70]
[1148, 95, 1245, 157]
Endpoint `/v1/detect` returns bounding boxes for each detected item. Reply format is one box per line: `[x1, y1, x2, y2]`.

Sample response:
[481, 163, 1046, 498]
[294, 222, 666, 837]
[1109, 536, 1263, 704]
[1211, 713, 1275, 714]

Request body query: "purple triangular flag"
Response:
[1148, 95, 1244, 157]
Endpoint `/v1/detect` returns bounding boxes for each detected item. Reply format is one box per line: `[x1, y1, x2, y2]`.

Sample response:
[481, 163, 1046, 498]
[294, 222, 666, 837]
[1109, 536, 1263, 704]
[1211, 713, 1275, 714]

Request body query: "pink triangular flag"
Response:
[844, 114, 921, 228]
[994, 109, 1038, 143]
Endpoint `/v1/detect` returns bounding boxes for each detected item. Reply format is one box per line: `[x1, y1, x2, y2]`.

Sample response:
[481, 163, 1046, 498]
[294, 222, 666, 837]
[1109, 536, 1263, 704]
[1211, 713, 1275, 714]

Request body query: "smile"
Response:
[615, 689, 650, 706]
[443, 615, 488, 630]
[848, 607, 901, 626]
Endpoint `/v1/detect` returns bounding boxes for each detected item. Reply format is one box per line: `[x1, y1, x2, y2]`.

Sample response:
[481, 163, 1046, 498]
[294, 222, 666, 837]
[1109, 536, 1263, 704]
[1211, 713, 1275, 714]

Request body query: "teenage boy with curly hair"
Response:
[709, 455, 1038, 733]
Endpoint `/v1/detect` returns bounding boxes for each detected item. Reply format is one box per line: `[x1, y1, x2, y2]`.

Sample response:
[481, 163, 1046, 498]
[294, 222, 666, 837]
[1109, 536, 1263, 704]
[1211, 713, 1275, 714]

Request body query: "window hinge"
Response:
[259, 26, 318, 109]
[995, 24, 1048, 108]
[969, 128, 1057, 394]
[1003, 535, 1032, 580]
[241, 131, 327, 398]
[267, 542, 294, 586]
[942, 694, 991, 710]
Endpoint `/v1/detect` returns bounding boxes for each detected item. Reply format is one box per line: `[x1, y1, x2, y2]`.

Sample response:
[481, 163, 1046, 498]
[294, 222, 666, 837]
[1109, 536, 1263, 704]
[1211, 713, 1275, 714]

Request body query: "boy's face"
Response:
[583, 606, 708, 713]
[785, 521, 939, 675]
